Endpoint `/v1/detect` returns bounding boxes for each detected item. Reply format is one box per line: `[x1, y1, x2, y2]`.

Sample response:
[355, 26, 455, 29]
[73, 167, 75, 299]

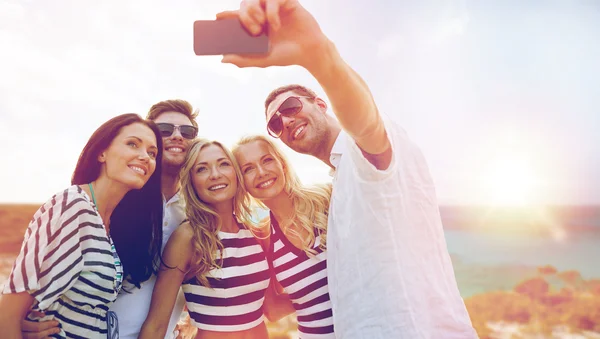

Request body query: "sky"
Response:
[0, 0, 598, 205]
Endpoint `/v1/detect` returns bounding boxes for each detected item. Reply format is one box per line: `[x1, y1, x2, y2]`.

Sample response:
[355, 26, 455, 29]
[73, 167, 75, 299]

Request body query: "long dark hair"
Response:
[71, 113, 164, 288]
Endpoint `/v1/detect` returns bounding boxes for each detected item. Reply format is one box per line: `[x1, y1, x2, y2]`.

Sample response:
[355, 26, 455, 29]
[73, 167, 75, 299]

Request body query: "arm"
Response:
[218, 0, 391, 167]
[262, 278, 295, 322]
[139, 223, 195, 339]
[309, 45, 391, 162]
[0, 293, 34, 339]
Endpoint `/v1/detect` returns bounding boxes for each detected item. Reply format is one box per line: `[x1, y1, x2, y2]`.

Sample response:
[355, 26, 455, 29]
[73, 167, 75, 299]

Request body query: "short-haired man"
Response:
[219, 1, 478, 337]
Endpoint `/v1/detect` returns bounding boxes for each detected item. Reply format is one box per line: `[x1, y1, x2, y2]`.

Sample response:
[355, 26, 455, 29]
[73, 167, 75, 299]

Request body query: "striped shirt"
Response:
[2, 185, 122, 339]
[269, 214, 335, 338]
[182, 226, 270, 332]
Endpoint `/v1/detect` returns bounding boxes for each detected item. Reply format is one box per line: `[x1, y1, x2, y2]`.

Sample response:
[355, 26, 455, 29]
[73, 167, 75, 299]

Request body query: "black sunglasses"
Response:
[156, 123, 198, 140]
[267, 96, 311, 138]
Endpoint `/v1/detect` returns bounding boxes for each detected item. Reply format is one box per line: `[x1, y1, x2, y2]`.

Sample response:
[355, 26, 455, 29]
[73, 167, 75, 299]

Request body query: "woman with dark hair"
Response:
[0, 113, 164, 339]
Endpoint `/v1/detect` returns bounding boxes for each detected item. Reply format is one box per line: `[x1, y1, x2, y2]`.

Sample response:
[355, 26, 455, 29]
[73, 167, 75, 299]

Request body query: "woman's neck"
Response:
[214, 200, 238, 233]
[262, 192, 294, 230]
[86, 177, 129, 232]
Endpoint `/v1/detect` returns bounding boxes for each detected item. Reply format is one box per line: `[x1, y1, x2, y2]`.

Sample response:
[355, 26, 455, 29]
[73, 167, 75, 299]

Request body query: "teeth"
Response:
[130, 166, 146, 175]
[209, 184, 227, 191]
[258, 179, 275, 188]
[167, 147, 183, 153]
[294, 125, 305, 139]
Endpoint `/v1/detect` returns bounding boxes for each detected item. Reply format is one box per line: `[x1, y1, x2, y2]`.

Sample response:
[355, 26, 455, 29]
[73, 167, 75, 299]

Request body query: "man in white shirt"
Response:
[21, 99, 198, 339]
[219, 1, 478, 337]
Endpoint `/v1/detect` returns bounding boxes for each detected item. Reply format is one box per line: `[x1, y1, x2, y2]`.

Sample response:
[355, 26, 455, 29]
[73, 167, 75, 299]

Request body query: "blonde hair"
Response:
[232, 135, 331, 255]
[179, 139, 255, 287]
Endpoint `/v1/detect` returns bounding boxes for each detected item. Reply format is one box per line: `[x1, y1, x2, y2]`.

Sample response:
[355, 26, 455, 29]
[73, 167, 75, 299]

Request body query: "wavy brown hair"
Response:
[233, 135, 331, 255]
[179, 139, 255, 287]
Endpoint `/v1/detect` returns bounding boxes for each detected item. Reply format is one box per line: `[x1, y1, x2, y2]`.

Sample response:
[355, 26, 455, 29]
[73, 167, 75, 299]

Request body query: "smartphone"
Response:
[193, 19, 269, 56]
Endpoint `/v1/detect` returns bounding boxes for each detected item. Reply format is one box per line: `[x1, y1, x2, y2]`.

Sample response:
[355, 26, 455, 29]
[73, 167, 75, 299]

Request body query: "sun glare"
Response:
[481, 156, 539, 206]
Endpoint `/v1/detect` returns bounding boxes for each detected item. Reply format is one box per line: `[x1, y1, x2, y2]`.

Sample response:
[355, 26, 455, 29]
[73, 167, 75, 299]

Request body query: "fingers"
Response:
[23, 326, 61, 339]
[22, 319, 61, 339]
[217, 0, 283, 35]
[244, 1, 267, 34]
[238, 0, 265, 35]
[265, 0, 281, 32]
[222, 54, 270, 68]
[22, 318, 59, 332]
[27, 310, 46, 319]
[215, 10, 239, 20]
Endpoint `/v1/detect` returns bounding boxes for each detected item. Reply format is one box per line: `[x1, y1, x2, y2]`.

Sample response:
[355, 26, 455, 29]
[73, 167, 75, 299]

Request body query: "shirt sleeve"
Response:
[345, 118, 439, 207]
[345, 118, 405, 183]
[2, 190, 87, 310]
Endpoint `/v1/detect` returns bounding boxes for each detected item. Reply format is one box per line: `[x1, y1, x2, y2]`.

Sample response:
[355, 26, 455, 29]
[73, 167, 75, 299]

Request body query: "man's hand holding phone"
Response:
[195, 0, 333, 73]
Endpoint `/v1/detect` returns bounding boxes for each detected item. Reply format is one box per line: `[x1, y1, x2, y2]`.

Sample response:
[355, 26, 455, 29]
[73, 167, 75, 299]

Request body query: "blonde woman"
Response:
[233, 135, 335, 339]
[139, 139, 288, 339]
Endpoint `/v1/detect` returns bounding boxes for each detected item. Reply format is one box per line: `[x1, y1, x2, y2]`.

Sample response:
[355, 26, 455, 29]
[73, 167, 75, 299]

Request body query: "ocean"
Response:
[441, 205, 600, 297]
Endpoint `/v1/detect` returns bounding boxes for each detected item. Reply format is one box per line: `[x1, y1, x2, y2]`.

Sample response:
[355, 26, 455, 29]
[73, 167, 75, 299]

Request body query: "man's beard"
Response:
[292, 124, 330, 157]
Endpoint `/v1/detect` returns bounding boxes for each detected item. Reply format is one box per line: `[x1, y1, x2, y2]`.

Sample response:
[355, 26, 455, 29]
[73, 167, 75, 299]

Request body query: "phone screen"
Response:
[193, 19, 269, 56]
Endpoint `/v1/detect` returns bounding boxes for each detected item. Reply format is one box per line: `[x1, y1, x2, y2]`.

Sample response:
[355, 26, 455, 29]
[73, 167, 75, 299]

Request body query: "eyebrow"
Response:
[195, 157, 229, 166]
[240, 154, 270, 168]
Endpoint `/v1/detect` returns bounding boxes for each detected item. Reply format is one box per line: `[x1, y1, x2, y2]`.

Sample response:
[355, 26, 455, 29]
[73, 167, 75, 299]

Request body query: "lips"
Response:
[256, 178, 276, 189]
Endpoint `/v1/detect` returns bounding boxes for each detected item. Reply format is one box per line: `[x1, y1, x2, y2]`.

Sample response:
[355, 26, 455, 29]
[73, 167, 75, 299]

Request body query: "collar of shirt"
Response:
[329, 131, 347, 176]
[163, 190, 181, 207]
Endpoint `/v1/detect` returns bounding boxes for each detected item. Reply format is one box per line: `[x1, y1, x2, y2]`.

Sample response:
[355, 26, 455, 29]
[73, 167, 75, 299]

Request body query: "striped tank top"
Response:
[182, 225, 270, 332]
[268, 214, 335, 338]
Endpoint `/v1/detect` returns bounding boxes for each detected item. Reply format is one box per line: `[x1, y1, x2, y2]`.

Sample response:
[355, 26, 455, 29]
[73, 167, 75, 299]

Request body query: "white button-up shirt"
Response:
[327, 120, 478, 339]
[110, 192, 187, 339]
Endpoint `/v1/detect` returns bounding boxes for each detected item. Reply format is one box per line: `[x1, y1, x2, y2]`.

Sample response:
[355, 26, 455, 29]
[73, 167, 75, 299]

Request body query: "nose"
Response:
[138, 150, 150, 162]
[281, 115, 295, 130]
[256, 164, 267, 177]
[208, 166, 222, 180]
[171, 126, 184, 140]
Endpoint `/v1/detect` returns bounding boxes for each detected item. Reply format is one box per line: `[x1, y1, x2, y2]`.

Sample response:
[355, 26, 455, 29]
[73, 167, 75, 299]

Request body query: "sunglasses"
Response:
[156, 123, 198, 140]
[267, 96, 312, 138]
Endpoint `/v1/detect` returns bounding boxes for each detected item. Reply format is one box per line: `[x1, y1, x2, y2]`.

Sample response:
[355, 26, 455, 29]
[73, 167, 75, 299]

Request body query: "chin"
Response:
[125, 177, 148, 190]
[289, 140, 314, 155]
[165, 156, 185, 167]
[255, 187, 282, 201]
[204, 191, 236, 205]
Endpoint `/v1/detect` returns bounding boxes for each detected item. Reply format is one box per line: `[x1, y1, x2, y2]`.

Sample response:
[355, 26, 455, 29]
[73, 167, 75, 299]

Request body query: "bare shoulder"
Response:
[162, 221, 195, 271]
[168, 221, 195, 247]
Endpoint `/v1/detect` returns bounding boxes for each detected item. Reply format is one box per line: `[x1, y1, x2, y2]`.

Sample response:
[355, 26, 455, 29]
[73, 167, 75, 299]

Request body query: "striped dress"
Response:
[268, 214, 335, 338]
[2, 185, 123, 338]
[182, 225, 271, 332]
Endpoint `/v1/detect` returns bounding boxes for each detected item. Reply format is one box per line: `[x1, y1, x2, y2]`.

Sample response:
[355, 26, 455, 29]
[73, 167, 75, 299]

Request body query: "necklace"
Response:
[88, 183, 97, 209]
